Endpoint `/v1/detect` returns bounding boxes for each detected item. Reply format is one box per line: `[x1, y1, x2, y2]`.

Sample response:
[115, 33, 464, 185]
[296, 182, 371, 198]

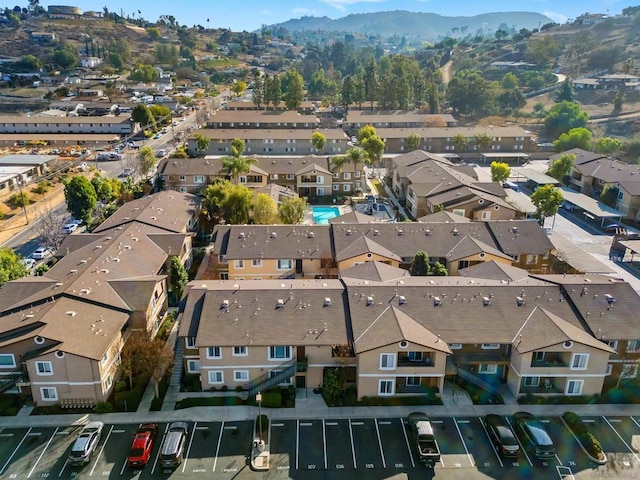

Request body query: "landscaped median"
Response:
[561, 411, 608, 465]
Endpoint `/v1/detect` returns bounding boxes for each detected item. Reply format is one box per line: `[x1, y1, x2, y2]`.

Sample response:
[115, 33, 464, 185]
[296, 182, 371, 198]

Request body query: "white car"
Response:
[31, 247, 51, 259]
[21, 258, 36, 270]
[63, 223, 78, 234]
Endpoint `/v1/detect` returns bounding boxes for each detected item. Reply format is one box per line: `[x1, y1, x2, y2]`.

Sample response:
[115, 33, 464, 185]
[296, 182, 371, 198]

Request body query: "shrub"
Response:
[94, 402, 113, 414]
[260, 389, 282, 408]
[255, 414, 269, 441]
[563, 411, 604, 456]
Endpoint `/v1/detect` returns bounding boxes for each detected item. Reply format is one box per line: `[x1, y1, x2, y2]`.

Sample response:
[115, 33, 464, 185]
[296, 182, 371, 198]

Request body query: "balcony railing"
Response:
[397, 357, 435, 368]
[530, 355, 567, 368]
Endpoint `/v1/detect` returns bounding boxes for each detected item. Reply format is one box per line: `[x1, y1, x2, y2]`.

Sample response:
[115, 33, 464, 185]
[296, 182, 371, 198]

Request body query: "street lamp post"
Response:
[256, 391, 263, 445]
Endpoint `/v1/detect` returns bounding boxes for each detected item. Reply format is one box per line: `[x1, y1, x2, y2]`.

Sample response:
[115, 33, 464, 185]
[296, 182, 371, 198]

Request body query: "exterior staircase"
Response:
[170, 337, 184, 387]
[245, 359, 298, 397]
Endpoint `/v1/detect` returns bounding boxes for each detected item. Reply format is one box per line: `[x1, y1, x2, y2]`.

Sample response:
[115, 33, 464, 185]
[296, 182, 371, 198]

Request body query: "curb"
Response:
[560, 416, 608, 465]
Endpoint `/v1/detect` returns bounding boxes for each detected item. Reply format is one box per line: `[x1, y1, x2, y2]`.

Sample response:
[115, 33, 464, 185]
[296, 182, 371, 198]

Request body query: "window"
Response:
[481, 211, 491, 220]
[617, 190, 624, 200]
[35, 361, 53, 376]
[317, 188, 324, 196]
[277, 259, 292, 270]
[606, 364, 613, 376]
[452, 209, 465, 217]
[187, 360, 201, 373]
[481, 344, 500, 350]
[252, 259, 262, 267]
[524, 376, 540, 387]
[343, 185, 351, 192]
[103, 374, 112, 391]
[206, 347, 221, 359]
[606, 340, 618, 351]
[571, 353, 589, 370]
[269, 346, 292, 360]
[533, 351, 545, 362]
[233, 346, 248, 356]
[378, 380, 394, 396]
[100, 352, 108, 367]
[185, 337, 196, 349]
[234, 370, 249, 382]
[239, 176, 247, 184]
[333, 184, 339, 191]
[179, 175, 186, 181]
[234, 260, 245, 269]
[526, 254, 538, 265]
[380, 353, 396, 370]
[194, 175, 205, 183]
[406, 376, 420, 386]
[208, 370, 224, 384]
[0, 354, 16, 368]
[622, 364, 638, 378]
[478, 364, 498, 374]
[449, 344, 462, 350]
[286, 174, 294, 180]
[407, 352, 423, 361]
[566, 379, 583, 395]
[458, 260, 469, 269]
[179, 187, 187, 193]
[627, 340, 640, 353]
[270, 174, 278, 180]
[355, 171, 361, 178]
[40, 387, 58, 401]
[220, 273, 229, 280]
[344, 172, 351, 180]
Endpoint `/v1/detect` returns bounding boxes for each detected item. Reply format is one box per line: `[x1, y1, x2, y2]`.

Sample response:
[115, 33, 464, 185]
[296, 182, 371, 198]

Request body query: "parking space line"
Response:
[631, 417, 640, 429]
[400, 419, 415, 468]
[181, 421, 197, 473]
[479, 417, 503, 468]
[454, 417, 474, 467]
[322, 420, 327, 470]
[58, 458, 69, 477]
[505, 417, 533, 466]
[348, 419, 357, 468]
[0, 433, 13, 437]
[27, 427, 59, 478]
[89, 424, 113, 476]
[0, 427, 31, 474]
[151, 424, 170, 475]
[556, 465, 576, 479]
[295, 420, 299, 470]
[272, 423, 284, 427]
[212, 421, 224, 472]
[603, 416, 640, 463]
[374, 419, 386, 469]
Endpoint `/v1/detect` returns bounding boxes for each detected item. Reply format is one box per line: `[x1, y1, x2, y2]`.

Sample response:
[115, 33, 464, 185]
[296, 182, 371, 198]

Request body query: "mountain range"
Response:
[268, 10, 553, 42]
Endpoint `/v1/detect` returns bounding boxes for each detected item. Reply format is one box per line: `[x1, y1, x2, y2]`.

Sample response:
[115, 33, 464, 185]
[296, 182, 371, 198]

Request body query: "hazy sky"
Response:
[42, 0, 634, 31]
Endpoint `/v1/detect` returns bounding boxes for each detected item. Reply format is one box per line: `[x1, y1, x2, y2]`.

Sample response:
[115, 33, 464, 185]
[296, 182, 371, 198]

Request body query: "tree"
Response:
[252, 74, 265, 109]
[410, 251, 430, 276]
[251, 193, 277, 224]
[0, 249, 29, 287]
[64, 175, 97, 224]
[547, 153, 575, 181]
[331, 155, 348, 178]
[340, 75, 355, 109]
[132, 104, 154, 127]
[170, 257, 188, 300]
[553, 127, 593, 152]
[407, 133, 421, 151]
[52, 49, 77, 69]
[120, 332, 173, 398]
[344, 147, 371, 172]
[201, 179, 228, 223]
[613, 91, 624, 112]
[531, 184, 564, 226]
[356, 125, 377, 143]
[490, 162, 511, 183]
[452, 133, 469, 152]
[231, 80, 247, 98]
[279, 197, 307, 224]
[311, 132, 327, 152]
[37, 206, 67, 251]
[446, 69, 497, 115]
[594, 137, 622, 155]
[544, 101, 589, 138]
[138, 146, 158, 178]
[473, 133, 492, 155]
[323, 367, 345, 401]
[361, 136, 385, 167]
[193, 133, 210, 156]
[219, 183, 254, 224]
[283, 69, 304, 110]
[555, 78, 574, 103]
[431, 262, 448, 276]
[265, 74, 282, 108]
[526, 35, 560, 67]
[222, 154, 258, 185]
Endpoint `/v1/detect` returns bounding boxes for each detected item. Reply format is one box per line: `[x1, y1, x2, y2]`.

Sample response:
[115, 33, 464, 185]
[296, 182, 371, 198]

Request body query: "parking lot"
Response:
[0, 415, 638, 479]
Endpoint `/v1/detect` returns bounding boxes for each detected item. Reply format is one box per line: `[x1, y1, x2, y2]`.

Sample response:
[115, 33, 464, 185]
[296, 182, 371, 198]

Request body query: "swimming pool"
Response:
[312, 206, 341, 224]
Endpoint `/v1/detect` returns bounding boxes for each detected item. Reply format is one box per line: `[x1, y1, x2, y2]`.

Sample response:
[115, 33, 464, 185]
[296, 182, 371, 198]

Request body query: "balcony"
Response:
[520, 378, 562, 394]
[530, 353, 568, 368]
[300, 176, 320, 184]
[398, 352, 435, 368]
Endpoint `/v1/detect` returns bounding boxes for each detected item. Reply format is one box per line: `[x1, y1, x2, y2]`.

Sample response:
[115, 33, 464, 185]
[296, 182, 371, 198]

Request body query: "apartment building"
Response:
[187, 128, 348, 157]
[0, 115, 133, 135]
[207, 110, 319, 129]
[159, 155, 364, 196]
[179, 268, 639, 401]
[342, 110, 458, 133]
[0, 191, 200, 406]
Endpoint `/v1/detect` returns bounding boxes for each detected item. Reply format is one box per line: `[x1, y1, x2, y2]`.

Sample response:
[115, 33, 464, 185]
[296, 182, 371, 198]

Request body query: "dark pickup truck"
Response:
[408, 412, 441, 467]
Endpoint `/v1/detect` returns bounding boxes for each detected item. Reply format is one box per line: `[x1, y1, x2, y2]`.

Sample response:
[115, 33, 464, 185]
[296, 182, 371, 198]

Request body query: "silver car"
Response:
[69, 422, 104, 466]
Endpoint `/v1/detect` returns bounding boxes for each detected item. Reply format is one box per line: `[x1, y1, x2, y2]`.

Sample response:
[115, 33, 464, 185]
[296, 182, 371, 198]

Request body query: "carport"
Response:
[480, 152, 529, 165]
[559, 187, 622, 228]
[511, 167, 560, 190]
[618, 240, 640, 263]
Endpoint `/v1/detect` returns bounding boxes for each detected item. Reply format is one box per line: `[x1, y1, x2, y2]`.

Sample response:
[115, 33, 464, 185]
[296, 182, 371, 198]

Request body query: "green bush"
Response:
[182, 374, 202, 392]
[563, 411, 604, 456]
[94, 402, 113, 414]
[150, 397, 163, 411]
[255, 415, 269, 441]
[260, 389, 282, 408]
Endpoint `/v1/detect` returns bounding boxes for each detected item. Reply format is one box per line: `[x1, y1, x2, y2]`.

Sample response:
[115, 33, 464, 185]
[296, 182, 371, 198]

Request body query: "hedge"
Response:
[562, 411, 605, 461]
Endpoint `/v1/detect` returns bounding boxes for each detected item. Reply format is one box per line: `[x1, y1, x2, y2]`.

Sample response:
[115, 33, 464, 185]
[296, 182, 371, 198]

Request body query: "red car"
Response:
[127, 423, 159, 468]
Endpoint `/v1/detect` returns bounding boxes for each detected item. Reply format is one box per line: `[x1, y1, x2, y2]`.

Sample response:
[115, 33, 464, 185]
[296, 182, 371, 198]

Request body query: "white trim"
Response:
[186, 359, 201, 373]
[378, 379, 394, 396]
[570, 353, 589, 370]
[358, 373, 445, 378]
[0, 354, 16, 368]
[40, 386, 58, 401]
[208, 370, 224, 384]
[510, 363, 605, 378]
[32, 380, 102, 385]
[565, 379, 584, 396]
[232, 346, 248, 357]
[379, 353, 396, 370]
[233, 370, 249, 382]
[35, 361, 53, 376]
[206, 347, 222, 359]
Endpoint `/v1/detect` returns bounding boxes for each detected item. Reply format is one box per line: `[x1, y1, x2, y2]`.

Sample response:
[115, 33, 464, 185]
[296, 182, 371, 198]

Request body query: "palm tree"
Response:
[331, 155, 348, 188]
[344, 147, 370, 171]
[222, 155, 258, 184]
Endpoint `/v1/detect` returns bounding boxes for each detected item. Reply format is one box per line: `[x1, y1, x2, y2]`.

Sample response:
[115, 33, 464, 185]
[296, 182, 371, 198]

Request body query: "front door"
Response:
[296, 259, 303, 274]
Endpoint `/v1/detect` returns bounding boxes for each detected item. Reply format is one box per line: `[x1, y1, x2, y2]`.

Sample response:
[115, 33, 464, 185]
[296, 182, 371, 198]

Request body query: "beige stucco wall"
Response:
[449, 252, 511, 275]
[337, 254, 398, 272]
[227, 258, 327, 279]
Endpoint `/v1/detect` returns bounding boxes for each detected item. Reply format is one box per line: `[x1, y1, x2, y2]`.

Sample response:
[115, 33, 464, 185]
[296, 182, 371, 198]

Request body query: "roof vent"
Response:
[34, 336, 45, 344]
[324, 297, 331, 307]
[276, 298, 285, 308]
[70, 269, 78, 274]
[80, 288, 91, 295]
[399, 295, 406, 305]
[100, 269, 109, 274]
[434, 296, 442, 306]
[270, 231, 277, 238]
[452, 228, 459, 236]
[239, 232, 245, 239]
[80, 259, 87, 264]
[483, 296, 490, 306]
[516, 296, 525, 306]
[308, 231, 315, 238]
[66, 311, 77, 317]
[346, 229, 352, 236]
[398, 229, 404, 236]
[512, 226, 519, 234]
[605, 293, 615, 305]
[221, 299, 229, 309]
[366, 296, 374, 306]
[425, 229, 431, 235]
[124, 245, 131, 250]
[55, 350, 65, 358]
[373, 229, 379, 236]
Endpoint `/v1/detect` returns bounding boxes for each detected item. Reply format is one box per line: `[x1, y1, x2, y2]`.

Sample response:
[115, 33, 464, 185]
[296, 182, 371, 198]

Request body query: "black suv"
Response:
[483, 414, 520, 458]
[512, 412, 556, 459]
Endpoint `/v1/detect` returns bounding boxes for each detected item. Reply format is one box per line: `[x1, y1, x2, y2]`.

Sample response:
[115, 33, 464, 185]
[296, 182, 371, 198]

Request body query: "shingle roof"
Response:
[458, 261, 530, 282]
[417, 211, 471, 222]
[446, 236, 513, 262]
[354, 305, 452, 354]
[486, 221, 554, 256]
[192, 128, 347, 140]
[329, 211, 380, 224]
[181, 280, 349, 347]
[339, 261, 411, 283]
[209, 110, 318, 125]
[335, 235, 402, 262]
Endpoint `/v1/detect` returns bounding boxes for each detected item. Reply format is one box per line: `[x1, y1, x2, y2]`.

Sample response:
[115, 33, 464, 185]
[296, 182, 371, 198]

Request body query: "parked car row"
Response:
[68, 422, 188, 471]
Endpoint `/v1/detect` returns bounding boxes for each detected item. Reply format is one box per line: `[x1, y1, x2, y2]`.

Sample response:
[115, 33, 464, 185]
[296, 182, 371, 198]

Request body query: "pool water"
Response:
[313, 206, 340, 224]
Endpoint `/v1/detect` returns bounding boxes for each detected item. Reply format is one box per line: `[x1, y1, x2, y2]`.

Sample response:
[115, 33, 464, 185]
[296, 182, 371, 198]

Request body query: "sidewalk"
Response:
[2, 400, 640, 429]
